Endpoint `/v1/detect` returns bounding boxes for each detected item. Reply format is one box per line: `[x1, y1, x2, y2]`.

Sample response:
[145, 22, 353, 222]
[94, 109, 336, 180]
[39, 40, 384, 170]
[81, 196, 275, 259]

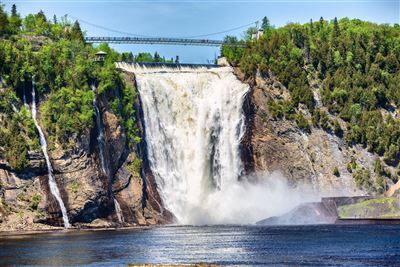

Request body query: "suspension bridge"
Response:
[70, 15, 256, 47]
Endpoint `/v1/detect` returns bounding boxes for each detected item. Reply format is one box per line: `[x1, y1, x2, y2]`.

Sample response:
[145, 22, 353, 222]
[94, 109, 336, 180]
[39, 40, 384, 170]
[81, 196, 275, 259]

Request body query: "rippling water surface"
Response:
[0, 225, 399, 266]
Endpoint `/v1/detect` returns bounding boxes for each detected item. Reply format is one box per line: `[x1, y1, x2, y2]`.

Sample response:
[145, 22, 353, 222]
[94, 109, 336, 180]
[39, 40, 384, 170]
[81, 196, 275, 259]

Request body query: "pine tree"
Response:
[319, 16, 324, 30]
[332, 17, 340, 47]
[261, 16, 271, 31]
[154, 52, 161, 62]
[70, 21, 84, 42]
[0, 4, 9, 35]
[11, 4, 17, 17]
[128, 52, 133, 62]
[8, 4, 22, 34]
[305, 36, 311, 63]
[37, 10, 47, 21]
[309, 19, 314, 35]
[333, 17, 339, 34]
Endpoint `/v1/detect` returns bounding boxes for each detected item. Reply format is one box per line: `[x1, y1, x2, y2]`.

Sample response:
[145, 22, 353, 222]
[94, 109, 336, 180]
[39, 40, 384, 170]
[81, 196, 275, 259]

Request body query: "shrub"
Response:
[354, 168, 373, 191]
[333, 166, 340, 177]
[374, 176, 387, 194]
[127, 156, 142, 176]
[30, 194, 41, 210]
[295, 112, 311, 133]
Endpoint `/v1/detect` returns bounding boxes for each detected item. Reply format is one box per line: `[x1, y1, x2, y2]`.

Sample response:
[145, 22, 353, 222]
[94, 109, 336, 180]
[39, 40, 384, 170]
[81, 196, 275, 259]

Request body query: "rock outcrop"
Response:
[237, 68, 374, 195]
[0, 73, 173, 231]
[257, 196, 373, 225]
[257, 202, 337, 225]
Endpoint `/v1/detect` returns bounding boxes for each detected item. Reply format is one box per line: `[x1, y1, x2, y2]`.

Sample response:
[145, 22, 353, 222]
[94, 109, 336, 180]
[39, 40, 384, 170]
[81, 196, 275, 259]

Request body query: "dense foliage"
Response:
[0, 90, 40, 170]
[0, 4, 143, 169]
[222, 17, 400, 191]
[121, 51, 174, 63]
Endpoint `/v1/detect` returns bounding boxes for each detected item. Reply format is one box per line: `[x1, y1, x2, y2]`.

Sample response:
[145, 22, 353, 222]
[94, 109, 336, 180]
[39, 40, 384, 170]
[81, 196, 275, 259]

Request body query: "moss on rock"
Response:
[338, 197, 400, 219]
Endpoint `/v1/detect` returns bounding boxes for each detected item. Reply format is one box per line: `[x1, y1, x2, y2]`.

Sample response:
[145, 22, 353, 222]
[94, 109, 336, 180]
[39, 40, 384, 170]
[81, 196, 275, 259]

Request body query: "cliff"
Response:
[237, 68, 384, 195]
[224, 18, 400, 199]
[0, 74, 173, 231]
[1, 63, 397, 230]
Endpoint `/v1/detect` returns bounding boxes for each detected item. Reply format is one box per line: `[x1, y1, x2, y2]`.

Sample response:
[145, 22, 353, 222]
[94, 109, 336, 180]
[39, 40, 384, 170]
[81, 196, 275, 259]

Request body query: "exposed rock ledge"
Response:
[256, 196, 374, 225]
[235, 67, 370, 195]
[0, 73, 173, 231]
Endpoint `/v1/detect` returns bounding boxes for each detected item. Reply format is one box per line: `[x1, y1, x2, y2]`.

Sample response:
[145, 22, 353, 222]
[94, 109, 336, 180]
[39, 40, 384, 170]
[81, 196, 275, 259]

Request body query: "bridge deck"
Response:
[85, 36, 224, 46]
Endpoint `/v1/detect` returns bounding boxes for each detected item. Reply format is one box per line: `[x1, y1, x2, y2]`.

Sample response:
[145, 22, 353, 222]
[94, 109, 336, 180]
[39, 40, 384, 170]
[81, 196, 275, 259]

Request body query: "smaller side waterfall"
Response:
[23, 83, 27, 106]
[31, 78, 70, 228]
[91, 85, 124, 224]
[113, 197, 124, 224]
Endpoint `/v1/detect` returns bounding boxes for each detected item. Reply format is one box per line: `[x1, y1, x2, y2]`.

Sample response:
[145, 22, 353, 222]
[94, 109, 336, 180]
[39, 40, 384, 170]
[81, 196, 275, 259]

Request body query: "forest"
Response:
[0, 4, 148, 170]
[222, 17, 400, 191]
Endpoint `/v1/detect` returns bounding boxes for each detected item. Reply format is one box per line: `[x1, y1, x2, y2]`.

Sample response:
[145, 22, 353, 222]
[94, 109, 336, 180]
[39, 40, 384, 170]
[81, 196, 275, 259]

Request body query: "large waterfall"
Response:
[119, 63, 257, 224]
[31, 78, 71, 228]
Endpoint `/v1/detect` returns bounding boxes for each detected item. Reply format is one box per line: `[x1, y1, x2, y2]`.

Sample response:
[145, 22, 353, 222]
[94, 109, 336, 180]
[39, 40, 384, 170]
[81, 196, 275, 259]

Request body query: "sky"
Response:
[2, 0, 399, 63]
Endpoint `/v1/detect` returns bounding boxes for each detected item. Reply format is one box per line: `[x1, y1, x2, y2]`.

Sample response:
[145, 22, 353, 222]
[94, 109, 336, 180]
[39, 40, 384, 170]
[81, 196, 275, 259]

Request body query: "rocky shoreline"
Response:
[0, 223, 160, 236]
[257, 196, 400, 225]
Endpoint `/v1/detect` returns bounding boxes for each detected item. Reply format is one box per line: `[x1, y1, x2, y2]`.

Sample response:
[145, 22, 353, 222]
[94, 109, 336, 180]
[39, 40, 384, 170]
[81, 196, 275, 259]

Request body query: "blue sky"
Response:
[2, 0, 399, 63]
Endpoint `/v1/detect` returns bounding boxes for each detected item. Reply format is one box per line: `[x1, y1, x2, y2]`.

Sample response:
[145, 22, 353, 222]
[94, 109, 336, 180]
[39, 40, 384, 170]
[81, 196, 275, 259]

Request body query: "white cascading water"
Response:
[91, 85, 124, 224]
[23, 85, 27, 106]
[31, 77, 71, 228]
[118, 63, 255, 224]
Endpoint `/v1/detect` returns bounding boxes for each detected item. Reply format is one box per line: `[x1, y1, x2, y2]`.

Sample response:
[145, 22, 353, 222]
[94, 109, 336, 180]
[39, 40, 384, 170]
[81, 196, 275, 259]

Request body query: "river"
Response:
[0, 225, 399, 266]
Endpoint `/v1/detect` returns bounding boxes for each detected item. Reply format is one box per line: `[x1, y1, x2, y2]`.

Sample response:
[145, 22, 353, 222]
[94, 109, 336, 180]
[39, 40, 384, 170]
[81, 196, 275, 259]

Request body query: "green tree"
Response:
[332, 17, 340, 47]
[221, 36, 244, 66]
[135, 52, 154, 62]
[261, 16, 271, 31]
[8, 4, 22, 34]
[0, 4, 9, 35]
[23, 13, 51, 35]
[154, 52, 161, 62]
[70, 20, 84, 42]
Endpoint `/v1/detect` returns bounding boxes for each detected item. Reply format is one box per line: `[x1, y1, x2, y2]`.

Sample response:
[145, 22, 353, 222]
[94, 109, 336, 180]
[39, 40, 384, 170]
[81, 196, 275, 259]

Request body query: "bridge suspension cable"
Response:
[68, 14, 258, 39]
[67, 15, 154, 37]
[179, 21, 258, 38]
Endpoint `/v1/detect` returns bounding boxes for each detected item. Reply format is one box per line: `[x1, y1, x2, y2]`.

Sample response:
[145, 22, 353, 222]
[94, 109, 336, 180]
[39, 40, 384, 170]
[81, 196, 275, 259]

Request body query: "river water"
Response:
[0, 225, 399, 266]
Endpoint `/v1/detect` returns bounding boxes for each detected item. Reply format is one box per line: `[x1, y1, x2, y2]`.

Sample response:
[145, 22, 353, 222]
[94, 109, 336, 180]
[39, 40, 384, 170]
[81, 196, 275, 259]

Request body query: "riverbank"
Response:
[0, 224, 156, 236]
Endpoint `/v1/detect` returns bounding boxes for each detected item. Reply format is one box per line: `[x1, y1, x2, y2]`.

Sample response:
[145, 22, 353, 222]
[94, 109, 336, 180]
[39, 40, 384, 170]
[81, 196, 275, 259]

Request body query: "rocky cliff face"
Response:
[0, 74, 173, 231]
[237, 68, 374, 196]
[0, 63, 391, 231]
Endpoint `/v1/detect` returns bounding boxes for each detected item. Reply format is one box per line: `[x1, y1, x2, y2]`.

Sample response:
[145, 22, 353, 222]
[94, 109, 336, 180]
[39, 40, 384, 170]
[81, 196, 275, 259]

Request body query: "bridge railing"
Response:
[85, 37, 246, 47]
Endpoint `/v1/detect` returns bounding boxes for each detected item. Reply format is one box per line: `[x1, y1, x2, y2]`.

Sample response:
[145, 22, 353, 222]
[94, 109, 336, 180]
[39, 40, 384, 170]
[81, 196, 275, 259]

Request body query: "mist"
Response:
[181, 171, 319, 225]
[128, 64, 325, 226]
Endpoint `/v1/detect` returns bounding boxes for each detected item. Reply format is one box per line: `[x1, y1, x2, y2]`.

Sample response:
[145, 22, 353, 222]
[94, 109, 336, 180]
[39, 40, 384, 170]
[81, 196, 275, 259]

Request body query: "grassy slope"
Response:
[338, 197, 400, 218]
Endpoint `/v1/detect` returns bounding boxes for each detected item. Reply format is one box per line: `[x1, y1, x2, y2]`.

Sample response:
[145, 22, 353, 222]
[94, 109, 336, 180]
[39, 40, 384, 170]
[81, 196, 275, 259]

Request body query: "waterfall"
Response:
[91, 85, 124, 224]
[23, 83, 27, 106]
[119, 63, 251, 224]
[31, 78, 70, 228]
